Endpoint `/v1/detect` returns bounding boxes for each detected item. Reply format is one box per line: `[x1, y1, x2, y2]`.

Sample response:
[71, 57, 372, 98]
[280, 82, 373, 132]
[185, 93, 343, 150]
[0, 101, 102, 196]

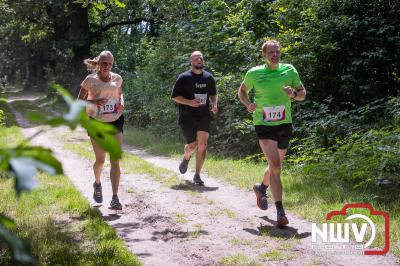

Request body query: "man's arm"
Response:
[238, 83, 256, 113]
[284, 84, 306, 101]
[172, 96, 201, 107]
[210, 94, 218, 114]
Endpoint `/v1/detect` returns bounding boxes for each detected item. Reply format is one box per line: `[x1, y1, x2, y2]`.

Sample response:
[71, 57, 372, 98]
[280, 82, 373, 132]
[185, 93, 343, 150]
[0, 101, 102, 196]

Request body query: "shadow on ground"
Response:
[243, 215, 311, 240]
[171, 180, 219, 193]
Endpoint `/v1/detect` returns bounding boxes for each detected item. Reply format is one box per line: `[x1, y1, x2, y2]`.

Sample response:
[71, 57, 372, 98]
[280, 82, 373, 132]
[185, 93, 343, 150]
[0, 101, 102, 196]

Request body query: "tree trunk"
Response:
[68, 0, 92, 88]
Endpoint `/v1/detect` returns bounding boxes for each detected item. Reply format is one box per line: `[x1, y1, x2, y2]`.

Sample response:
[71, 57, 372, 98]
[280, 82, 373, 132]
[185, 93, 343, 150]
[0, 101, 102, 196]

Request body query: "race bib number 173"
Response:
[263, 105, 285, 122]
[98, 99, 118, 115]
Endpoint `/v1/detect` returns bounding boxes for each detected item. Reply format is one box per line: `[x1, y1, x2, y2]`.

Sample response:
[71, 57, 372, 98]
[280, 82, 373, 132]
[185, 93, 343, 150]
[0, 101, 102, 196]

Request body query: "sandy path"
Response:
[7, 98, 399, 266]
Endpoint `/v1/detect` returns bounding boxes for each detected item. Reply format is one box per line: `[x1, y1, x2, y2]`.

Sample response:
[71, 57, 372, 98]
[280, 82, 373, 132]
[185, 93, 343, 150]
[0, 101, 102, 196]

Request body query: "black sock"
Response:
[260, 183, 268, 194]
[275, 201, 284, 212]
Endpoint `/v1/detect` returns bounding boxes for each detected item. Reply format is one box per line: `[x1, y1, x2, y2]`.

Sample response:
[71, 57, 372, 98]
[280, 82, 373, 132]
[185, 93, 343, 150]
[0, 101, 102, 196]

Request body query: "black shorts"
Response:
[255, 123, 293, 149]
[179, 115, 211, 144]
[89, 115, 124, 137]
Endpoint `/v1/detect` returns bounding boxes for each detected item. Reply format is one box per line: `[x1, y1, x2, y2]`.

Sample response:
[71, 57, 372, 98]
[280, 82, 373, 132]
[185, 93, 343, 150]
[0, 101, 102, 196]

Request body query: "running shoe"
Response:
[93, 182, 103, 203]
[110, 195, 122, 210]
[179, 157, 190, 174]
[253, 184, 268, 210]
[193, 174, 205, 186]
[277, 209, 289, 227]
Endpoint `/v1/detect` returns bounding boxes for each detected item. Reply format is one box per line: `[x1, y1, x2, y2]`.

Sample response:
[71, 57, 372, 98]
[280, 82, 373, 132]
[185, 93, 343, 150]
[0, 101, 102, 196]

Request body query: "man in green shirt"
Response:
[238, 40, 306, 226]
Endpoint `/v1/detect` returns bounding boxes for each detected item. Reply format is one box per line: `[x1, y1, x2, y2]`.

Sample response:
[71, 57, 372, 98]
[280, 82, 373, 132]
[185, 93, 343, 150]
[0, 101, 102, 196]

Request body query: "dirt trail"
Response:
[7, 98, 399, 266]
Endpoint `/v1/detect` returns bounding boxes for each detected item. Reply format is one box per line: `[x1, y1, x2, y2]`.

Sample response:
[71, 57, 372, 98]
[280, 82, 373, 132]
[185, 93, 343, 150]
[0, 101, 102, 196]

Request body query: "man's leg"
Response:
[193, 131, 209, 186]
[179, 141, 197, 174]
[184, 141, 197, 160]
[90, 137, 106, 203]
[259, 139, 284, 201]
[261, 148, 287, 187]
[179, 120, 197, 174]
[254, 148, 287, 210]
[259, 139, 289, 226]
[195, 131, 209, 175]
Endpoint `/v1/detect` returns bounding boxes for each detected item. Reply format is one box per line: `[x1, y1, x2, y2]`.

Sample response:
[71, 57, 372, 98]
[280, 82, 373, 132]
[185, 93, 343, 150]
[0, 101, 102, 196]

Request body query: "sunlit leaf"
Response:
[64, 100, 87, 122]
[9, 157, 38, 194]
[82, 117, 122, 159]
[0, 214, 16, 230]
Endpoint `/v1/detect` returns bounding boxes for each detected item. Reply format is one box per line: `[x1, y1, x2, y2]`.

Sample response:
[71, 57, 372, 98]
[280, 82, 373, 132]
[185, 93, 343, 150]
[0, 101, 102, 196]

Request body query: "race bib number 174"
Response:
[263, 105, 285, 122]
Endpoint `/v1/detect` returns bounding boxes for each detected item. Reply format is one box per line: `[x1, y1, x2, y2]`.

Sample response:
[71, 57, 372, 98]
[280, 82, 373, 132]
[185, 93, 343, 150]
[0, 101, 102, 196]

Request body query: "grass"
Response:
[0, 98, 18, 127]
[208, 208, 236, 219]
[259, 249, 295, 261]
[0, 174, 141, 265]
[0, 91, 141, 265]
[124, 125, 182, 156]
[190, 223, 203, 239]
[174, 213, 188, 224]
[120, 127, 400, 258]
[217, 253, 260, 266]
[229, 238, 252, 246]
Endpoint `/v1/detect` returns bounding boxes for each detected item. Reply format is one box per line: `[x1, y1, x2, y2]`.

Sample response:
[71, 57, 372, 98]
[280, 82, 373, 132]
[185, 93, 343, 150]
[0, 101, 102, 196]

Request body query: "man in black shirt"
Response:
[171, 51, 218, 186]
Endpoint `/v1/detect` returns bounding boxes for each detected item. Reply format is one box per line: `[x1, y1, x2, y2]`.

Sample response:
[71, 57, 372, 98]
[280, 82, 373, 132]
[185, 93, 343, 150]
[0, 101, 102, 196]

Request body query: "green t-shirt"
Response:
[243, 63, 302, 126]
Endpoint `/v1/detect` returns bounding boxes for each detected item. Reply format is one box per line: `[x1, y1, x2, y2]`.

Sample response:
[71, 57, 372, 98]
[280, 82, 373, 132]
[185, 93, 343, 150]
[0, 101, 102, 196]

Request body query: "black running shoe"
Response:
[179, 157, 190, 174]
[253, 184, 268, 210]
[93, 182, 103, 203]
[277, 209, 289, 227]
[110, 195, 122, 210]
[193, 174, 204, 186]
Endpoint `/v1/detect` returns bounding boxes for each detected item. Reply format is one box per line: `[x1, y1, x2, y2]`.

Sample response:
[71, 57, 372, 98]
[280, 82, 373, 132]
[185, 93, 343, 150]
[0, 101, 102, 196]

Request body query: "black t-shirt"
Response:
[171, 69, 217, 118]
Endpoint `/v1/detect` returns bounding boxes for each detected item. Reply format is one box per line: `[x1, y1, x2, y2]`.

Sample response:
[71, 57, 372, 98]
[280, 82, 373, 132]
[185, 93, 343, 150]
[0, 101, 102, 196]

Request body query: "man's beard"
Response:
[193, 64, 204, 70]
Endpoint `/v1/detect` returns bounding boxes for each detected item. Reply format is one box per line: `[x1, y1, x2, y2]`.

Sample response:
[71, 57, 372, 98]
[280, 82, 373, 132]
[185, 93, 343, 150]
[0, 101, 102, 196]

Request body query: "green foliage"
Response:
[0, 108, 4, 127]
[294, 126, 400, 200]
[275, 0, 400, 105]
[290, 96, 400, 197]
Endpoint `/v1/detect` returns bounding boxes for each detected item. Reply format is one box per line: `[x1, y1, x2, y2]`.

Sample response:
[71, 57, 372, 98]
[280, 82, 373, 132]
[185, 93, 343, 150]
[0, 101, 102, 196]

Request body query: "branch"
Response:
[100, 17, 152, 32]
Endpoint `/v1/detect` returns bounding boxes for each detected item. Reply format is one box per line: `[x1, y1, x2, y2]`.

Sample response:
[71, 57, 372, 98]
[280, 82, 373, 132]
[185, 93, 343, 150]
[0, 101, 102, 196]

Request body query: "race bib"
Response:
[263, 105, 285, 122]
[98, 99, 118, 115]
[194, 93, 207, 106]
